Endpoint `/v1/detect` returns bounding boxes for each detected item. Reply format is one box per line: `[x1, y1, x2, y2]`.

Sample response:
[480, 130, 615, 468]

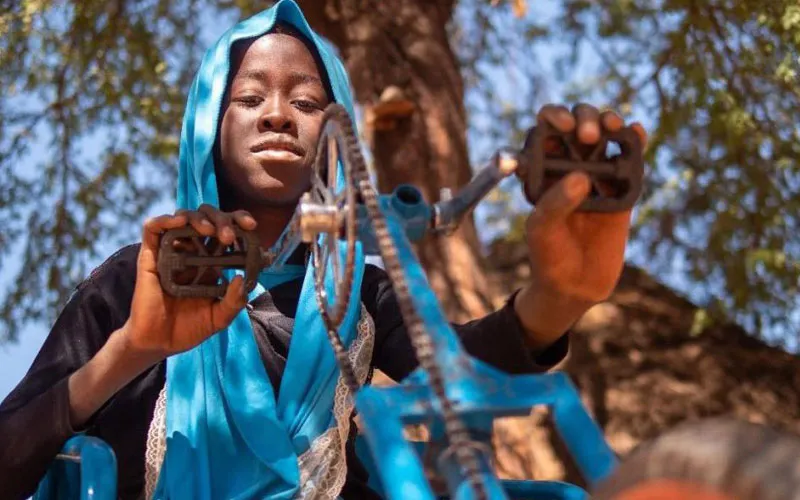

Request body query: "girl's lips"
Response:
[252, 149, 303, 162]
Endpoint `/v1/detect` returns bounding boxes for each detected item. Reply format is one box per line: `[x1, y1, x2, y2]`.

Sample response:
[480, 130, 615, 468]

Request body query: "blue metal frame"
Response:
[357, 184, 433, 255]
[355, 368, 614, 499]
[355, 431, 592, 500]
[33, 435, 117, 500]
[349, 187, 618, 499]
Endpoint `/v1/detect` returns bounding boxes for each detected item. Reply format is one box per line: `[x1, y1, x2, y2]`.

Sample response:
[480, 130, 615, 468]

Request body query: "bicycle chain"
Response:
[319, 104, 488, 500]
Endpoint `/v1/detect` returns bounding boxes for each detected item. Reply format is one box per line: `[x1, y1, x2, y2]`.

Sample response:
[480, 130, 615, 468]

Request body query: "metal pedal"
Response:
[517, 122, 644, 212]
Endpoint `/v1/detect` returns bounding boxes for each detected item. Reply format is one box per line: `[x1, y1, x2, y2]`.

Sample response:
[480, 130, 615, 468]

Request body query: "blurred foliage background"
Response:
[0, 0, 798, 345]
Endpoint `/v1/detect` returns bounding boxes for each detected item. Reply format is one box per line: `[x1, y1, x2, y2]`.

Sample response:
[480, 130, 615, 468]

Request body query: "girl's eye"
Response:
[294, 100, 322, 112]
[235, 96, 262, 108]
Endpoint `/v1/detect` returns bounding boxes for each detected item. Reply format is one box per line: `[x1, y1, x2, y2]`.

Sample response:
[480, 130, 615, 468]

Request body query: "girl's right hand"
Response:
[121, 204, 257, 361]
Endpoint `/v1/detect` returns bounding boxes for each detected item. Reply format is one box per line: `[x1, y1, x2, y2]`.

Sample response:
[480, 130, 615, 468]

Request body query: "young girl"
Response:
[0, 1, 646, 499]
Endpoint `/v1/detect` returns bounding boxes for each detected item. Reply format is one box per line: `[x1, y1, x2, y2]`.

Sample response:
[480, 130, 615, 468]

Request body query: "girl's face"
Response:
[217, 31, 331, 209]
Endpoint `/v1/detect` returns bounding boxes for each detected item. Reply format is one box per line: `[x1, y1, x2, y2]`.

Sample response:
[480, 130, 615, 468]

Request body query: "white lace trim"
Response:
[144, 385, 167, 500]
[296, 304, 375, 500]
[141, 305, 375, 500]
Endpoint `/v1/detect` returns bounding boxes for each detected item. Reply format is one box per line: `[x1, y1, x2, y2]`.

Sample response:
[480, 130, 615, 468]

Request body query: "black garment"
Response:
[0, 244, 569, 500]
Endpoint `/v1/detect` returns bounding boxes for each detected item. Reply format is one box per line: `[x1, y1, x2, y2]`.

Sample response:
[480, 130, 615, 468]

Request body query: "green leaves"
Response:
[0, 0, 211, 341]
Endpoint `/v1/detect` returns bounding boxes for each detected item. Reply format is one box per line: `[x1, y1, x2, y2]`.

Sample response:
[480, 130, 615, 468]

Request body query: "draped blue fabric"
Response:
[153, 2, 365, 498]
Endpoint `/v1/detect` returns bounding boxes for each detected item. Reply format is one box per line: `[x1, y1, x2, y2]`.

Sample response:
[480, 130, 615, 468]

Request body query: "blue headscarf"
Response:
[153, 2, 366, 498]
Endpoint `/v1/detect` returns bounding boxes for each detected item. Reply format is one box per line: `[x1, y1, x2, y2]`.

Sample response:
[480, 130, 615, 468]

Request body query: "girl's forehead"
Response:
[228, 30, 333, 98]
[233, 33, 316, 68]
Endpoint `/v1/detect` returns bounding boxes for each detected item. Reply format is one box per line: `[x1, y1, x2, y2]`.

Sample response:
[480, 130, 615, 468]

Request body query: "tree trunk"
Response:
[298, 0, 496, 321]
